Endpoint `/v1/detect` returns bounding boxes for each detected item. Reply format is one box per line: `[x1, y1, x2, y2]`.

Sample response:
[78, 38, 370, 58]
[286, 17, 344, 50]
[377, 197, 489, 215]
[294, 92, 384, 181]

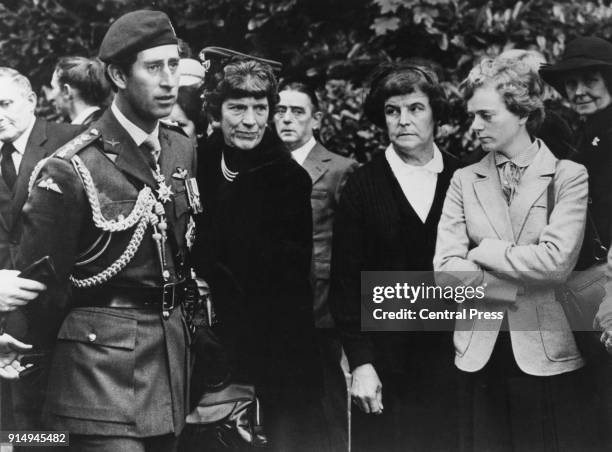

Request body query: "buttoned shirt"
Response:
[290, 136, 317, 166]
[71, 106, 101, 125]
[0, 116, 35, 174]
[385, 144, 443, 223]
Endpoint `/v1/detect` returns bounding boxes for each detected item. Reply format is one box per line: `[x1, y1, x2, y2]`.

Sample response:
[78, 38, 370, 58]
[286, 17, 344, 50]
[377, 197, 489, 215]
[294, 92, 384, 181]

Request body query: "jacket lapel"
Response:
[472, 152, 514, 241]
[102, 110, 157, 188]
[508, 143, 556, 240]
[11, 118, 50, 226]
[301, 143, 329, 185]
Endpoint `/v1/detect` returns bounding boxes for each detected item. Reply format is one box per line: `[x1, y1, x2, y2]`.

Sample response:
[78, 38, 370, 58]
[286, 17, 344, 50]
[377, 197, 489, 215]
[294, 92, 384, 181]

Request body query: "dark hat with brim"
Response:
[540, 36, 612, 97]
[99, 10, 178, 63]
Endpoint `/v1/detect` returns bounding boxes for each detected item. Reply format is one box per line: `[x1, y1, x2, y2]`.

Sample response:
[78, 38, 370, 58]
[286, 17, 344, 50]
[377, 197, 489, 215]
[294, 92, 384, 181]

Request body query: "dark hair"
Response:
[363, 62, 448, 129]
[278, 80, 320, 111]
[55, 56, 111, 106]
[104, 52, 138, 92]
[461, 57, 545, 136]
[204, 59, 279, 121]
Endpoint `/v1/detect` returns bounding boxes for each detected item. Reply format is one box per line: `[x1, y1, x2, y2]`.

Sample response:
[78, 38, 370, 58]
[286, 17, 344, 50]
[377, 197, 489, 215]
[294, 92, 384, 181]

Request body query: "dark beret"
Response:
[99, 10, 178, 63]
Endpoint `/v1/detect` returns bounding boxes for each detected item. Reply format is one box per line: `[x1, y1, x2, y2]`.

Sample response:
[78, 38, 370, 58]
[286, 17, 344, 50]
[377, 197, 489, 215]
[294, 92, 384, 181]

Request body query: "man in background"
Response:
[0, 67, 80, 445]
[274, 81, 358, 451]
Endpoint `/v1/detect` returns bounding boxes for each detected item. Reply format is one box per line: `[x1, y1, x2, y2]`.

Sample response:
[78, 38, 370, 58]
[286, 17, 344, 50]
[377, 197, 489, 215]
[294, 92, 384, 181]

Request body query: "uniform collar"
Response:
[111, 101, 159, 146]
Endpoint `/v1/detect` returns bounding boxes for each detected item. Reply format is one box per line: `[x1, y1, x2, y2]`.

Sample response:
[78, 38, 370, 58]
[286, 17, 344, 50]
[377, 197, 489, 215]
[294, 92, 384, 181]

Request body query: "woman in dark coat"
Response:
[540, 36, 612, 270]
[193, 59, 325, 452]
[329, 63, 458, 451]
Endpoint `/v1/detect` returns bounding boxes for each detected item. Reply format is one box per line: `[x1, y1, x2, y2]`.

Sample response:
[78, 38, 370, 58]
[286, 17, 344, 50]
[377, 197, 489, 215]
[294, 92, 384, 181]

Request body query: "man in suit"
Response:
[434, 55, 606, 450]
[16, 10, 197, 452]
[274, 81, 357, 451]
[0, 67, 80, 441]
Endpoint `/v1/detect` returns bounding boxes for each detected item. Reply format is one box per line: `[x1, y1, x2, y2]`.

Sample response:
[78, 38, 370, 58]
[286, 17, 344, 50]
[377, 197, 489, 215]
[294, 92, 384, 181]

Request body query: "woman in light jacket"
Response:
[434, 56, 607, 451]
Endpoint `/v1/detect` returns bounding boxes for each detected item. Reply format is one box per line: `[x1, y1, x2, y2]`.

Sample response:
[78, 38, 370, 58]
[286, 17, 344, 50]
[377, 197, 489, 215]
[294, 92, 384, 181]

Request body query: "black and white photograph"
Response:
[1, 0, 612, 451]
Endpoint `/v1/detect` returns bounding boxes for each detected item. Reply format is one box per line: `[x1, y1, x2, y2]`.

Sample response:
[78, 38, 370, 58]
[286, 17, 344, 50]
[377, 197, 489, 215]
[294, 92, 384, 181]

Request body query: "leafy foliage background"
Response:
[1, 0, 611, 162]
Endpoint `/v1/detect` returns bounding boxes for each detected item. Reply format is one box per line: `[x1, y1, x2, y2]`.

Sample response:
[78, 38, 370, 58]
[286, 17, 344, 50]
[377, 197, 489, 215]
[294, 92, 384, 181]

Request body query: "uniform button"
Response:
[88, 333, 97, 342]
[117, 214, 125, 221]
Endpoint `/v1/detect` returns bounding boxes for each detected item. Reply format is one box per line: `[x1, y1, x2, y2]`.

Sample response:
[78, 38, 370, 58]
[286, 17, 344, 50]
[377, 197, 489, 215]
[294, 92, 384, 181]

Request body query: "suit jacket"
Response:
[330, 151, 456, 372]
[301, 142, 358, 328]
[434, 142, 587, 375]
[0, 118, 81, 269]
[17, 109, 195, 436]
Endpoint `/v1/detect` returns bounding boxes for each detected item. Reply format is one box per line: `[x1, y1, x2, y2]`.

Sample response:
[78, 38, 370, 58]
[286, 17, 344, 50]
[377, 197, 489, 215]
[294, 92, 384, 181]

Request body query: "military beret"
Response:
[99, 10, 178, 63]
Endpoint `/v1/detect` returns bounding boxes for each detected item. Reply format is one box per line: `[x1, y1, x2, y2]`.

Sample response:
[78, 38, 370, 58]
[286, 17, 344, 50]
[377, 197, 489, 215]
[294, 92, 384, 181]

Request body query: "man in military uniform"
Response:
[17, 10, 198, 452]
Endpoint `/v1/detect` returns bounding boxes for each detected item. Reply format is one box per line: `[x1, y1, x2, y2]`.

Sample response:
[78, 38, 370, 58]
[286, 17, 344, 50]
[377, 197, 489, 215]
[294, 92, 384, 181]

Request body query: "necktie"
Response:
[500, 161, 522, 205]
[140, 134, 161, 170]
[1, 142, 17, 190]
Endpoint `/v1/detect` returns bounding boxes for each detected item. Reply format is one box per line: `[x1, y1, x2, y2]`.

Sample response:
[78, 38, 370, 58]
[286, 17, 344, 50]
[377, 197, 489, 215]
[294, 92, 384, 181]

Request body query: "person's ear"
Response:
[24, 90, 37, 113]
[107, 64, 128, 90]
[61, 83, 73, 99]
[312, 110, 323, 130]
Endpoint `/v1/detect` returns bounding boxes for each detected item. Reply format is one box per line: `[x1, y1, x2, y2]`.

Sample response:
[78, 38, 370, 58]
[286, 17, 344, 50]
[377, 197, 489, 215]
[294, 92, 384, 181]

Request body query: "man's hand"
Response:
[0, 333, 32, 379]
[0, 269, 46, 312]
[350, 363, 384, 415]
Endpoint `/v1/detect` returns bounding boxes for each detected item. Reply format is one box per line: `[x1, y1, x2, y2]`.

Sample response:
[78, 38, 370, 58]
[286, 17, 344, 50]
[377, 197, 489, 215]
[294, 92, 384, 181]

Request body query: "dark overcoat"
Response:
[195, 129, 322, 400]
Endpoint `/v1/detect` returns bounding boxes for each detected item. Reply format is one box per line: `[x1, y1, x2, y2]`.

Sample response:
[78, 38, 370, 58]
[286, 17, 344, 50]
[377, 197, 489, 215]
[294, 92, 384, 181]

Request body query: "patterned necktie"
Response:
[500, 161, 522, 205]
[140, 134, 161, 170]
[1, 141, 17, 190]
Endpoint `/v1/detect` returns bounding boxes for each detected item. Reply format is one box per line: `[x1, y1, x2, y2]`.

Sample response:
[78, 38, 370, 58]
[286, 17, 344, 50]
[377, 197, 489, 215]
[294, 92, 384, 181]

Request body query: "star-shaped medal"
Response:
[157, 180, 174, 203]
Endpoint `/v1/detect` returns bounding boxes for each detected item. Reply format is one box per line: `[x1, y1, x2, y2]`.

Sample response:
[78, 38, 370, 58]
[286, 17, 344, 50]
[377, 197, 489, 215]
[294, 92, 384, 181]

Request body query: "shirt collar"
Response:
[71, 106, 101, 125]
[385, 143, 444, 174]
[2, 115, 36, 155]
[495, 138, 541, 168]
[290, 136, 317, 165]
[111, 101, 159, 146]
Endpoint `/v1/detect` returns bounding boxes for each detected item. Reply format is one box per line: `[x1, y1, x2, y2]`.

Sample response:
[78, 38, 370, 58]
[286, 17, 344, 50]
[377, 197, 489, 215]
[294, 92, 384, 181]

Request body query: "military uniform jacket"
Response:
[17, 109, 196, 436]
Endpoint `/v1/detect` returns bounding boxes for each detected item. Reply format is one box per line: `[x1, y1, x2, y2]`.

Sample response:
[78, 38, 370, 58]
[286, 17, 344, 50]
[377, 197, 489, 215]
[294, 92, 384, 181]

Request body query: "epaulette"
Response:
[160, 119, 188, 137]
[53, 128, 102, 160]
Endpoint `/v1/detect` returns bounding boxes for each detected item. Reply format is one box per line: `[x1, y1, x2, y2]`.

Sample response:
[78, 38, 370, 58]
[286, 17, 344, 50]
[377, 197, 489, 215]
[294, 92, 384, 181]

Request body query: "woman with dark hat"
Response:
[540, 36, 612, 270]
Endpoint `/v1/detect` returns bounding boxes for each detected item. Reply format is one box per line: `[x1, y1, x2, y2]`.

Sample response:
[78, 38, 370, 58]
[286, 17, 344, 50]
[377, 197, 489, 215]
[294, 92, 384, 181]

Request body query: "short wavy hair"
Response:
[363, 62, 448, 129]
[204, 59, 279, 121]
[461, 57, 545, 136]
[55, 56, 111, 106]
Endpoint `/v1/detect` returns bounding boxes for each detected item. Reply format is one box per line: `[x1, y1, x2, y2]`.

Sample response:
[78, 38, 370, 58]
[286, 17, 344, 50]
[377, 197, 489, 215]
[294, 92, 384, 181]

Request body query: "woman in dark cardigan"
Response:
[193, 59, 325, 451]
[329, 63, 458, 451]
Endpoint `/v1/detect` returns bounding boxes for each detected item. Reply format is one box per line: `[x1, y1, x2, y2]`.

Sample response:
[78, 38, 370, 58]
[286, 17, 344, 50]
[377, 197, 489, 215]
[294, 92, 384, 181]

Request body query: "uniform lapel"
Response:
[472, 152, 514, 241]
[11, 118, 50, 227]
[103, 110, 157, 188]
[508, 143, 556, 240]
[301, 143, 329, 185]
